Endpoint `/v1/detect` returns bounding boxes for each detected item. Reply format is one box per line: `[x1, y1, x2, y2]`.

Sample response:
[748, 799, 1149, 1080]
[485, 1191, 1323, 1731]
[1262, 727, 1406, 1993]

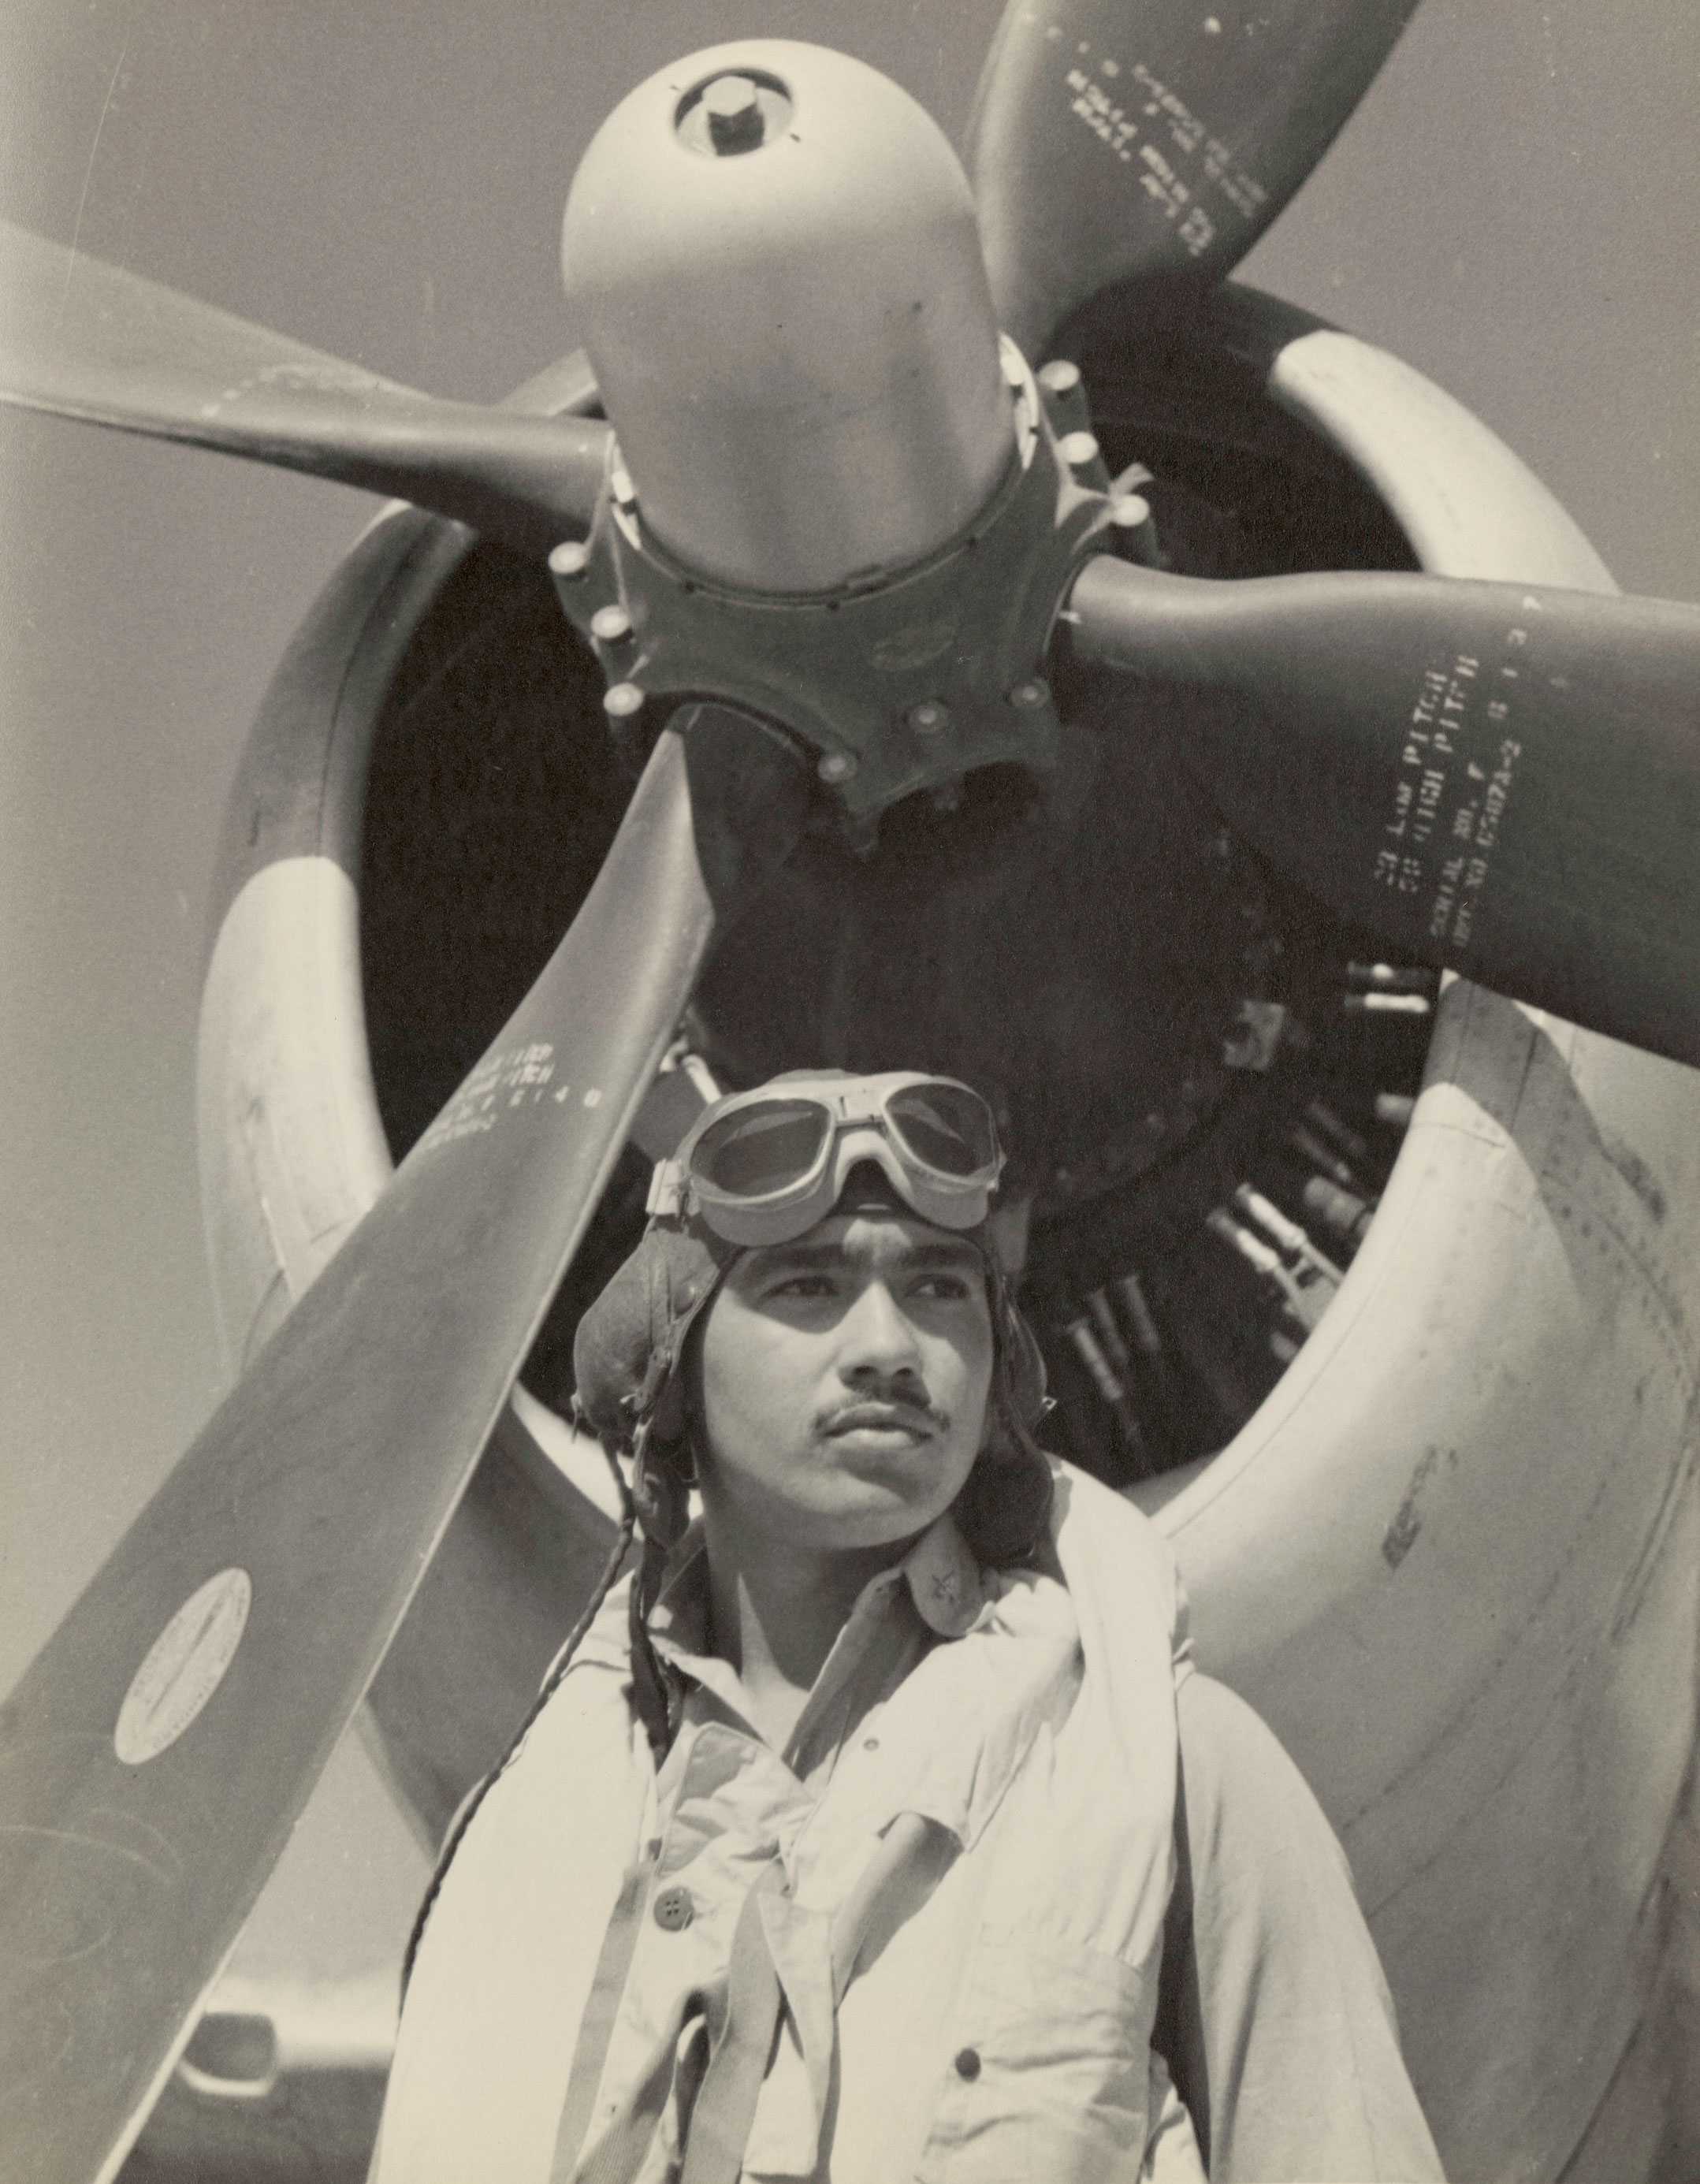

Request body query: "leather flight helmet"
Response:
[572, 1068, 1053, 1567]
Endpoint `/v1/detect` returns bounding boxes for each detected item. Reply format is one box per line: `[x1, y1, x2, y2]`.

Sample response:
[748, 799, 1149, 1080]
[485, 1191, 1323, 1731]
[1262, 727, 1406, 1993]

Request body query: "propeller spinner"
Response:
[561, 41, 1014, 592]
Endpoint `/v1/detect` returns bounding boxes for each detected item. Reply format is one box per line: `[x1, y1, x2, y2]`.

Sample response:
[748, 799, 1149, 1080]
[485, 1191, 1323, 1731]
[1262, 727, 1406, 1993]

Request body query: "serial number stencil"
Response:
[1371, 598, 1546, 951]
[417, 1040, 605, 1156]
[1024, 12, 1268, 258]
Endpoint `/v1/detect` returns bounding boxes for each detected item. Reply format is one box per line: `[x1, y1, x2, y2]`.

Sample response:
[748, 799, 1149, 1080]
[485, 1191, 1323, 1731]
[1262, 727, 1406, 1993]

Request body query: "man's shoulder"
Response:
[515, 1568, 640, 1741]
[483, 1569, 649, 1795]
[1174, 1672, 1334, 1814]
[1048, 1457, 1175, 1555]
[1047, 1458, 1189, 1646]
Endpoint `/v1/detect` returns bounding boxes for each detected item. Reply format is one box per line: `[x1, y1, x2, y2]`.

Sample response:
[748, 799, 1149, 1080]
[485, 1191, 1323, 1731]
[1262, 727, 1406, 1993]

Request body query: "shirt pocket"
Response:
[917, 1936, 1153, 2184]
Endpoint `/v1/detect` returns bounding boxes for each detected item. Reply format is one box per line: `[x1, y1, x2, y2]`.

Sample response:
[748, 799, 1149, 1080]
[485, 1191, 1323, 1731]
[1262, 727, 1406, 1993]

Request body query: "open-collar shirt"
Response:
[578, 1512, 1170, 2182]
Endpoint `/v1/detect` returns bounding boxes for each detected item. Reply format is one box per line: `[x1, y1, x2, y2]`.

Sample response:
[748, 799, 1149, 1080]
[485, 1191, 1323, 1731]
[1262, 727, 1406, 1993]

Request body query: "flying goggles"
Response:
[645, 1070, 1004, 1246]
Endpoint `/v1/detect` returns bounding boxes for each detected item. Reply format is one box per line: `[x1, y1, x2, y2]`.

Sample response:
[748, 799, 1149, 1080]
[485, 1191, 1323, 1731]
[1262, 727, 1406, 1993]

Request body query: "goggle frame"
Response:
[647, 1071, 1004, 1247]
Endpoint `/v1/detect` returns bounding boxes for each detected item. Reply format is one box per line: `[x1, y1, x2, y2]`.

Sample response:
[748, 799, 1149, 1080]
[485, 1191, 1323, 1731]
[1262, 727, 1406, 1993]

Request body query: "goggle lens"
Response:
[886, 1084, 999, 1178]
[690, 1099, 831, 1200]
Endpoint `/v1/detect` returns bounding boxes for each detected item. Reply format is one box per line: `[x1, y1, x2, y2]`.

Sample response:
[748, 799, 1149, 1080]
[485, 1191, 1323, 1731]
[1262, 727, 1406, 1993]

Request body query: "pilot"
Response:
[371, 1068, 1445, 2182]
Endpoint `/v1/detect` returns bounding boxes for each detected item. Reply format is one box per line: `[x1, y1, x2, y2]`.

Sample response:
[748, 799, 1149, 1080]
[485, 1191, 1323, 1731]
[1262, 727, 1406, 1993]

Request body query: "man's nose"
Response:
[839, 1282, 923, 1381]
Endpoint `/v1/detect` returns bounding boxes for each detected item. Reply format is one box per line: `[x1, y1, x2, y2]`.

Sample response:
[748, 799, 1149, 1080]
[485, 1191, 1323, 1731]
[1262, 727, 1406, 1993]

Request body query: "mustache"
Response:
[817, 1389, 950, 1434]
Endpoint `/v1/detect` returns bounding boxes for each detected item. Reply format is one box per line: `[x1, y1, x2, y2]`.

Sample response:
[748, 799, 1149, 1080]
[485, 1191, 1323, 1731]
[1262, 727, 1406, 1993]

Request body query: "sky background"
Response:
[2, 0, 1696, 1991]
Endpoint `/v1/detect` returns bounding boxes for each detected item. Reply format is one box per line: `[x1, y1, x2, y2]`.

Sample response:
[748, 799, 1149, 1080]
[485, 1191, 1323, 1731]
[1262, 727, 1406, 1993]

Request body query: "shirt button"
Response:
[653, 1885, 694, 1933]
[862, 1736, 880, 1752]
[954, 2047, 981, 2081]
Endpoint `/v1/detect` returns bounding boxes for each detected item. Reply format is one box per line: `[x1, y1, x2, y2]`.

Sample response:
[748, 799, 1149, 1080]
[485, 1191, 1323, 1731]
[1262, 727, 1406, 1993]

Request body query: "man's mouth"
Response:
[820, 1399, 943, 1442]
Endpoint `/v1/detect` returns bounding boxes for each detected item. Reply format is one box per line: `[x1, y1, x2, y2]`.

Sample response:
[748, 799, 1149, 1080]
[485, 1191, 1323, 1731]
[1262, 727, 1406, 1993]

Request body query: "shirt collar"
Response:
[649, 1509, 988, 1657]
[897, 1515, 987, 1637]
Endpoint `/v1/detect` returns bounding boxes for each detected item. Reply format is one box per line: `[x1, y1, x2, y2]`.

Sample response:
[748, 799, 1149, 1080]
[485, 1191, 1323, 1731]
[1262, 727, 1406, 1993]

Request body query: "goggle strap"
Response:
[645, 1162, 686, 1220]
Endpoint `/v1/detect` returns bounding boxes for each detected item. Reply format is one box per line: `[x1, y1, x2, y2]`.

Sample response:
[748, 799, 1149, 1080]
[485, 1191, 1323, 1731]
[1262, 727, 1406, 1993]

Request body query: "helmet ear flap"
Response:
[988, 1262, 1047, 1431]
[574, 1221, 738, 1446]
[1001, 1298, 1048, 1431]
[953, 1265, 1054, 1568]
[631, 1415, 694, 1553]
[957, 1401, 1053, 1565]
[648, 1364, 690, 1445]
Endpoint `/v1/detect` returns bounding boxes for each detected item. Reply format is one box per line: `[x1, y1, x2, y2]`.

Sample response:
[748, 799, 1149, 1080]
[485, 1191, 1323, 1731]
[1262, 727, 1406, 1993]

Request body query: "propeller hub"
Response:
[562, 41, 1013, 593]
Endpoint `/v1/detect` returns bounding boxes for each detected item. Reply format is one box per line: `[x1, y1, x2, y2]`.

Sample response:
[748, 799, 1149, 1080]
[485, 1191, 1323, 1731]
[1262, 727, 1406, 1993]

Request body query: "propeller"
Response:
[969, 0, 1700, 1066]
[968, 0, 1420, 357]
[1070, 556, 1700, 1068]
[0, 219, 610, 556]
[0, 706, 808, 2184]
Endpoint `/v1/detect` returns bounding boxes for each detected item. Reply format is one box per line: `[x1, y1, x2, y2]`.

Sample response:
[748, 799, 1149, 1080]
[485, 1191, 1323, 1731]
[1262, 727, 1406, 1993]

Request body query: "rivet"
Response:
[604, 683, 645, 719]
[548, 541, 590, 579]
[1110, 493, 1151, 530]
[1008, 679, 1050, 711]
[1059, 430, 1100, 467]
[817, 751, 858, 785]
[611, 464, 636, 504]
[591, 604, 633, 643]
[1038, 359, 1082, 396]
[907, 701, 949, 737]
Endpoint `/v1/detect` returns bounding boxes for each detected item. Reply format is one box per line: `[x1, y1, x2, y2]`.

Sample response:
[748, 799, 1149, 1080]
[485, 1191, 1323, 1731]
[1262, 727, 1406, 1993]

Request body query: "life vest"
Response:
[374, 1463, 1192, 2183]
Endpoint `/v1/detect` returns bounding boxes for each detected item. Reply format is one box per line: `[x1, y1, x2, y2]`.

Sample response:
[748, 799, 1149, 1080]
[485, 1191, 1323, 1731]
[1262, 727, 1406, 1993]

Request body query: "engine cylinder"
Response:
[560, 41, 1012, 595]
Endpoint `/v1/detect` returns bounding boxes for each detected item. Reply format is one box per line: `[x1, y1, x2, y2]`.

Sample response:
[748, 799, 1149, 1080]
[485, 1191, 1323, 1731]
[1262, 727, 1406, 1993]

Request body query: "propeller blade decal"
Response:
[0, 220, 609, 554]
[969, 0, 1420, 357]
[0, 706, 808, 2184]
[1070, 556, 1700, 1068]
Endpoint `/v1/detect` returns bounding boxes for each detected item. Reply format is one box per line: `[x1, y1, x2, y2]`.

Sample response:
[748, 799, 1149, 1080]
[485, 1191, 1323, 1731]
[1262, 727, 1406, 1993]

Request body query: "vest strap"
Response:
[678, 1866, 788, 2184]
[552, 1855, 657, 2183]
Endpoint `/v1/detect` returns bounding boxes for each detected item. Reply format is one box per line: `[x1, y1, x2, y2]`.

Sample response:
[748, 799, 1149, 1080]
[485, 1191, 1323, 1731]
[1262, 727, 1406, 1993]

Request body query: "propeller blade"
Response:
[968, 0, 1420, 358]
[0, 705, 808, 2184]
[0, 219, 609, 554]
[1069, 556, 1700, 1068]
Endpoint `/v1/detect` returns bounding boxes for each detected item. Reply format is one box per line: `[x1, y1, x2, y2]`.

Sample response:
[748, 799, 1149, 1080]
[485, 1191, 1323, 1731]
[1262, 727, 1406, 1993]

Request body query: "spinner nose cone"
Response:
[561, 40, 1013, 594]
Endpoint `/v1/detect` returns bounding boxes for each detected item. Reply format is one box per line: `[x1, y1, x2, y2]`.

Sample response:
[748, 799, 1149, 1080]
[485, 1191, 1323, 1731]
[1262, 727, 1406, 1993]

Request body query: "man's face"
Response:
[694, 1208, 995, 1553]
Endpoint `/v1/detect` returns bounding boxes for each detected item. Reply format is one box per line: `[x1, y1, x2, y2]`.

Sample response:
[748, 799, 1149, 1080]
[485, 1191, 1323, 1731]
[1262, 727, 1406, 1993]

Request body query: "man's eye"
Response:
[913, 1273, 973, 1300]
[769, 1274, 835, 1300]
